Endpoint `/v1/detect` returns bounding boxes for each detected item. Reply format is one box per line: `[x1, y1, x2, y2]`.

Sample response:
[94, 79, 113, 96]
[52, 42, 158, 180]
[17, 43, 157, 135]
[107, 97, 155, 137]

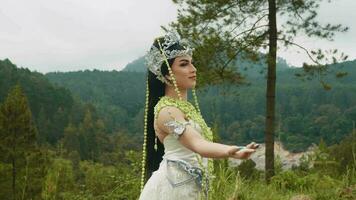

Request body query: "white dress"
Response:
[139, 119, 208, 200]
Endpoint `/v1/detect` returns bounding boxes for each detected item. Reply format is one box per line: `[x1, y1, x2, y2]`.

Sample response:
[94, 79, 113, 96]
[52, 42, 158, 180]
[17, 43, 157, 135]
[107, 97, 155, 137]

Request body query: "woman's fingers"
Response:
[246, 142, 255, 148]
[241, 148, 256, 154]
[246, 142, 259, 149]
[232, 148, 256, 159]
[228, 144, 259, 159]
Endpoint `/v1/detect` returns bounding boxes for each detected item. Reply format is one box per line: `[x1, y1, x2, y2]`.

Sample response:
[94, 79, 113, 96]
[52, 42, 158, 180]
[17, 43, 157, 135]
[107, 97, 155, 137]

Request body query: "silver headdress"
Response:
[145, 30, 194, 84]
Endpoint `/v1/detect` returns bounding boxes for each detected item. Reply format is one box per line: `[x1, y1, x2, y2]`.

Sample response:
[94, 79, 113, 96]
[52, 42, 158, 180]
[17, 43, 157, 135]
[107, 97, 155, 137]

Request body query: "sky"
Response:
[0, 0, 355, 73]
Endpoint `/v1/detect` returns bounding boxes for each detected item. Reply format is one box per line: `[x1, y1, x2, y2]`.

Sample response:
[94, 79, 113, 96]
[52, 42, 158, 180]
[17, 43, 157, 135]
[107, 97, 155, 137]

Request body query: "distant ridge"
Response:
[122, 55, 298, 77]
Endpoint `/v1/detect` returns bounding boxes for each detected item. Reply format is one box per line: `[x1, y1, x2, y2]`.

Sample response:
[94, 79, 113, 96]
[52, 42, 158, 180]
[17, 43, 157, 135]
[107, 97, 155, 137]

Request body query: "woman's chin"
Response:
[181, 81, 196, 89]
[188, 83, 196, 89]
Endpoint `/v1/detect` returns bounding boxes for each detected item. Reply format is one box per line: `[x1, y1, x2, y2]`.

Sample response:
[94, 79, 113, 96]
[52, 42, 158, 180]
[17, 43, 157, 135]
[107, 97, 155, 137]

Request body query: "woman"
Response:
[139, 30, 259, 200]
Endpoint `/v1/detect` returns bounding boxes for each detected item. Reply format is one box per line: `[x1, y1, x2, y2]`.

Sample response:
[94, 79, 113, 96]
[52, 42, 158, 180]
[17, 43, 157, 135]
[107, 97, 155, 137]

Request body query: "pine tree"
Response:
[0, 84, 38, 200]
[170, 0, 349, 182]
[62, 123, 80, 155]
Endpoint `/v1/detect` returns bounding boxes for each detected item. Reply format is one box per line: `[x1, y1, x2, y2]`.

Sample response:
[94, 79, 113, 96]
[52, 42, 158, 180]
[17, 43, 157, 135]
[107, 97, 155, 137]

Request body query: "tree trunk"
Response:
[12, 156, 16, 200]
[265, 0, 277, 183]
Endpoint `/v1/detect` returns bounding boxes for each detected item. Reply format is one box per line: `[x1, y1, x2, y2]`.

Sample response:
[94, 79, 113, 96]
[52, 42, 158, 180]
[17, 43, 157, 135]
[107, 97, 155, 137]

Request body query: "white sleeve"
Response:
[163, 120, 191, 139]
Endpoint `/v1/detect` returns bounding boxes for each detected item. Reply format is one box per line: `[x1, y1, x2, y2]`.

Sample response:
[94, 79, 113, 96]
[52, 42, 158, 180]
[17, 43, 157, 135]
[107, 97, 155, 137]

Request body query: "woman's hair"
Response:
[144, 37, 187, 179]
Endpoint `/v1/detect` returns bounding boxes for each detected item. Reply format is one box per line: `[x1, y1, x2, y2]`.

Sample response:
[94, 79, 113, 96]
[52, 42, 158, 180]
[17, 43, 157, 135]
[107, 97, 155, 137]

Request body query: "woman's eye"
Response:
[180, 63, 188, 66]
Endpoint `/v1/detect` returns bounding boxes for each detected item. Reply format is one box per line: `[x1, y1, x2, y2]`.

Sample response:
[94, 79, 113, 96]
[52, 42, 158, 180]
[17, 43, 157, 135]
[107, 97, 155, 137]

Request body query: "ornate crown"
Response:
[145, 30, 194, 84]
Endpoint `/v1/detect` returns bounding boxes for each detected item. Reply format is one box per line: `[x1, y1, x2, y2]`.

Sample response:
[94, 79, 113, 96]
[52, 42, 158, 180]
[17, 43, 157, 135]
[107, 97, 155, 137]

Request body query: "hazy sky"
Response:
[0, 0, 355, 73]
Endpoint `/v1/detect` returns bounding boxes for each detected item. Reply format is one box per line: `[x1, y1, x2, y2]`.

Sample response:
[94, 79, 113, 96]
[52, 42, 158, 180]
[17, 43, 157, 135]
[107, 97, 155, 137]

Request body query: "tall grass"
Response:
[210, 154, 355, 200]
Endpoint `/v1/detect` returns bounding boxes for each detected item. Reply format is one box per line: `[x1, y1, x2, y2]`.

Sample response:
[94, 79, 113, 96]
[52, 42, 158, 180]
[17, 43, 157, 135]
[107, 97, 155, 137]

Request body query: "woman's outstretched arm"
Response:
[156, 106, 257, 159]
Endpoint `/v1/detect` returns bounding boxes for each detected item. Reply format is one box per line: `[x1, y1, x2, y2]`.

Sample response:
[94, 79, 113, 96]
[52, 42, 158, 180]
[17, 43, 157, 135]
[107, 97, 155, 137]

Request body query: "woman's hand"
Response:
[246, 141, 260, 150]
[227, 142, 259, 160]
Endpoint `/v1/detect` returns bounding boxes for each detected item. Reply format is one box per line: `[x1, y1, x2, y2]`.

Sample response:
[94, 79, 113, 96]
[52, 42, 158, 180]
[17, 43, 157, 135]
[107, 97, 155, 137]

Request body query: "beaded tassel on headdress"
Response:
[192, 88, 202, 114]
[156, 37, 183, 101]
[140, 76, 149, 192]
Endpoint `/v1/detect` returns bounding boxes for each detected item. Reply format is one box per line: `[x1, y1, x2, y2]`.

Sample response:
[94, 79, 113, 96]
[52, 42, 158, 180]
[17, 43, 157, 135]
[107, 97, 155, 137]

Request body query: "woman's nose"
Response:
[191, 63, 197, 72]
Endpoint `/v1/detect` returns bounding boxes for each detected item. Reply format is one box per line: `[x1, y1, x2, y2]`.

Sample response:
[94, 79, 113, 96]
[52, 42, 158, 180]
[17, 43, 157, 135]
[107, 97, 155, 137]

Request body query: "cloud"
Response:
[278, 0, 356, 67]
[0, 0, 178, 72]
[0, 0, 354, 72]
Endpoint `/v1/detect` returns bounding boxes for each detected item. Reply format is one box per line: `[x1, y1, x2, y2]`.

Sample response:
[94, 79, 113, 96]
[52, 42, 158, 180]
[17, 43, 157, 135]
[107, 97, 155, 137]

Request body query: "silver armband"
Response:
[164, 120, 191, 139]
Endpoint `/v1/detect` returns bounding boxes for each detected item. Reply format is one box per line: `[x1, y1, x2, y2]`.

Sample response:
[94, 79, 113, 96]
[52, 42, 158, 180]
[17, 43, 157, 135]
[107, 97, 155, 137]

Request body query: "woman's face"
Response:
[166, 55, 197, 89]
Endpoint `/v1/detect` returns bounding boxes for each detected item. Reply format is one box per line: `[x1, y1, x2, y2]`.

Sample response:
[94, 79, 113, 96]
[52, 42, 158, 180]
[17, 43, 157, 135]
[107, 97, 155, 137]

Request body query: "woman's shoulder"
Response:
[155, 96, 185, 119]
[154, 96, 197, 118]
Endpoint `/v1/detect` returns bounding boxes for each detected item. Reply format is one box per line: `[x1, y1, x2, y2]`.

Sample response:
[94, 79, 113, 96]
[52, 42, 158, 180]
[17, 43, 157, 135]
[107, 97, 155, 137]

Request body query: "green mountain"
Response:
[122, 55, 293, 77]
[122, 57, 146, 72]
[46, 58, 356, 152]
[0, 58, 354, 200]
[2, 57, 354, 152]
[46, 69, 146, 134]
[0, 59, 75, 144]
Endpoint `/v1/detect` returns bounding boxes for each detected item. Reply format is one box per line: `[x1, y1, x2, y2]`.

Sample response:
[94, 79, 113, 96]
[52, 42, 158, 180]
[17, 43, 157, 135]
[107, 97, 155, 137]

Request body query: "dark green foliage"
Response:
[0, 57, 355, 198]
[328, 132, 356, 175]
[0, 84, 38, 155]
[170, 0, 349, 181]
[46, 69, 145, 133]
[0, 59, 75, 145]
[0, 84, 48, 200]
[44, 59, 356, 152]
[236, 159, 261, 180]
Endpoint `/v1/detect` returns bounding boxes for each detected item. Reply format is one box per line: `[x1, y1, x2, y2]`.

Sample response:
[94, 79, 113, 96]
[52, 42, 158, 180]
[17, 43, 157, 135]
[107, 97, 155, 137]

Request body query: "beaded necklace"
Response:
[154, 95, 215, 199]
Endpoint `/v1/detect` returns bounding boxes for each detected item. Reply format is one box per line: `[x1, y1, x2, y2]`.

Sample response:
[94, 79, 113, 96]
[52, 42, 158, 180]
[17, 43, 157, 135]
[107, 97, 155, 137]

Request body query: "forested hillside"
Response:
[46, 70, 145, 134]
[47, 58, 356, 152]
[1, 58, 355, 199]
[0, 59, 141, 199]
[0, 59, 75, 144]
